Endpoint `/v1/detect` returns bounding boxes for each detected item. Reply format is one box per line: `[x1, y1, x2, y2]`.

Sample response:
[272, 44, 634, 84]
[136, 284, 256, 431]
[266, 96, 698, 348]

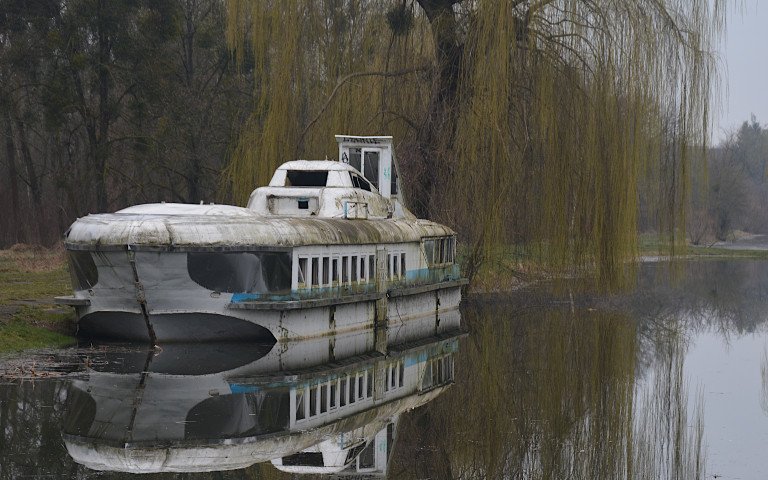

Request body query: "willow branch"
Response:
[296, 66, 429, 156]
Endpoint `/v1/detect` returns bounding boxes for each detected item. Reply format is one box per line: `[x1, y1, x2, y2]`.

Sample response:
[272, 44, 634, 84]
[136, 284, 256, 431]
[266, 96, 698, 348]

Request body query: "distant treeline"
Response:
[0, 0, 252, 247]
[688, 117, 768, 243]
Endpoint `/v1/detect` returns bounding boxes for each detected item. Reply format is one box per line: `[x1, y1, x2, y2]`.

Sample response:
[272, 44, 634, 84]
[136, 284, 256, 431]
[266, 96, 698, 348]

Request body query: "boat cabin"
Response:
[247, 136, 404, 220]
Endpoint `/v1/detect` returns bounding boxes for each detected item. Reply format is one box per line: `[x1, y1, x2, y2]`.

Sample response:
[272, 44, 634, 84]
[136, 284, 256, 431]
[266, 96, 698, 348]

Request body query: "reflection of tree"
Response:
[391, 301, 705, 479]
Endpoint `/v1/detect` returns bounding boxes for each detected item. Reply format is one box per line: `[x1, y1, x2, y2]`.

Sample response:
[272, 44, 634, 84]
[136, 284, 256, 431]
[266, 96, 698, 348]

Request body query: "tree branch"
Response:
[296, 66, 429, 156]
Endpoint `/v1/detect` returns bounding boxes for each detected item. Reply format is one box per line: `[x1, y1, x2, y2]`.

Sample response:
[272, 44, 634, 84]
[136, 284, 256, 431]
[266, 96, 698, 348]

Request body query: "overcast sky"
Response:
[715, 1, 768, 143]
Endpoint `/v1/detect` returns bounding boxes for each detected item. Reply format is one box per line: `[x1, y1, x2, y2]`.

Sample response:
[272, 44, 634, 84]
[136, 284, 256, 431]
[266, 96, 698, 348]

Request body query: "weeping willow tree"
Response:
[222, 0, 724, 287]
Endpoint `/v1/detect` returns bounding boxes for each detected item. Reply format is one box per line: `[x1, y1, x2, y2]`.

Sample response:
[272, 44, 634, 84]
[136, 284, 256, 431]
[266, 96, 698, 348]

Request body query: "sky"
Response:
[715, 1, 768, 143]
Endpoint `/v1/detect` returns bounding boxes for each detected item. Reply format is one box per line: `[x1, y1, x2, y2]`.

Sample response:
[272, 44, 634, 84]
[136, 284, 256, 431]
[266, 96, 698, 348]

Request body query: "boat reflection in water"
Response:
[61, 311, 462, 474]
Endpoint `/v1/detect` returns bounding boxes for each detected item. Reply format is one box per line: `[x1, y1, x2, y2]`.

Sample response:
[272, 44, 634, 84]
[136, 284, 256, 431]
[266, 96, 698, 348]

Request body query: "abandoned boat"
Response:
[57, 136, 466, 343]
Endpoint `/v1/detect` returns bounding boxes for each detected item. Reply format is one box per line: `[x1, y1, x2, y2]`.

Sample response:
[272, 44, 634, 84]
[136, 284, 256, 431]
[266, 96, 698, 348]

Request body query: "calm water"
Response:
[2, 259, 768, 479]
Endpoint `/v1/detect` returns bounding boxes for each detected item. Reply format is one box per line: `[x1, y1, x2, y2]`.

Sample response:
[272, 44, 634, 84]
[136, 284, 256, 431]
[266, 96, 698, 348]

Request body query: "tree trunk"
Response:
[3, 112, 20, 245]
[14, 116, 44, 244]
[413, 0, 463, 218]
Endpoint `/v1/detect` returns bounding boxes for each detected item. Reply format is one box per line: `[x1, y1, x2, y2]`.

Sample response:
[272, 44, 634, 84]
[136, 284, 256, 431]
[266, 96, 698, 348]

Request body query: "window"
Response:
[363, 151, 380, 190]
[322, 257, 329, 285]
[286, 170, 328, 187]
[188, 251, 291, 294]
[68, 251, 98, 290]
[320, 384, 328, 413]
[349, 148, 362, 171]
[340, 377, 348, 406]
[358, 373, 364, 400]
[400, 253, 406, 277]
[309, 386, 317, 416]
[367, 371, 373, 397]
[369, 256, 375, 280]
[311, 257, 319, 286]
[399, 361, 404, 387]
[351, 256, 358, 282]
[330, 382, 337, 409]
[342, 256, 349, 284]
[298, 257, 308, 286]
[296, 388, 306, 421]
[351, 174, 372, 192]
[332, 258, 339, 284]
[422, 237, 456, 266]
[360, 257, 366, 283]
[393, 254, 399, 279]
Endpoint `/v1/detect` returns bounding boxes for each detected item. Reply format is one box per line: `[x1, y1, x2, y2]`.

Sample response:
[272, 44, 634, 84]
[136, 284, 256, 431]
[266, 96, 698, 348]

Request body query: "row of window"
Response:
[298, 254, 374, 288]
[420, 354, 455, 391]
[295, 370, 373, 422]
[297, 252, 408, 289]
[387, 252, 406, 281]
[423, 236, 456, 266]
[385, 360, 405, 392]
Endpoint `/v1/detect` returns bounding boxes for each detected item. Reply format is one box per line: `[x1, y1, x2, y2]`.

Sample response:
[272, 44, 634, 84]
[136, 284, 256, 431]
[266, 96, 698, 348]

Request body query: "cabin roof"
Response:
[277, 160, 355, 172]
[65, 203, 455, 250]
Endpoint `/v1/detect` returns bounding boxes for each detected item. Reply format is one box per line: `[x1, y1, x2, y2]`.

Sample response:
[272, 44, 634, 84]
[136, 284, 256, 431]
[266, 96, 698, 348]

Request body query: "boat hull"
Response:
[67, 249, 464, 343]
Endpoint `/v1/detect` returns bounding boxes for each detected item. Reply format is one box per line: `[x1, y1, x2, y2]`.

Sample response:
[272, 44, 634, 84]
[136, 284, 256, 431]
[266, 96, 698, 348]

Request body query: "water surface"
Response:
[2, 259, 768, 479]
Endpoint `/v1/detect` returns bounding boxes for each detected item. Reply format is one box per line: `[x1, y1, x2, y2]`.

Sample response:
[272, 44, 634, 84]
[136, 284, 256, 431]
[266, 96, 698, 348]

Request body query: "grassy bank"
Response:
[0, 246, 75, 352]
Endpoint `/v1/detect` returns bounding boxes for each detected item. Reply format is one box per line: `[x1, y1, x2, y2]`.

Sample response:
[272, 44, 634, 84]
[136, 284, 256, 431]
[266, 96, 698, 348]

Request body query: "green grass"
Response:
[0, 318, 75, 352]
[0, 247, 76, 352]
[638, 233, 768, 259]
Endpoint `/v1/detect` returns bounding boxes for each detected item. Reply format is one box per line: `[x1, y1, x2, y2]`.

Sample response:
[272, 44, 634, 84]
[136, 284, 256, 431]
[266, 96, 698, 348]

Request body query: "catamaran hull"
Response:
[66, 250, 463, 343]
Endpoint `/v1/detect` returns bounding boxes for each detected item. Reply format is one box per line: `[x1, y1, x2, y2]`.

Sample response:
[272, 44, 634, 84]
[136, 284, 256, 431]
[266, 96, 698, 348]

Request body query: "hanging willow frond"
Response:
[222, 0, 724, 288]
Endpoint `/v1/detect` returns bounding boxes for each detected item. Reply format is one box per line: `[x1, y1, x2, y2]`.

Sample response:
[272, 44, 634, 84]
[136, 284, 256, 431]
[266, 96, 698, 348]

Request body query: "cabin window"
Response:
[188, 251, 291, 294]
[320, 384, 328, 413]
[330, 382, 337, 409]
[369, 255, 375, 280]
[363, 151, 380, 190]
[419, 354, 455, 391]
[297, 199, 309, 210]
[68, 251, 98, 290]
[349, 148, 362, 171]
[286, 170, 328, 187]
[309, 386, 318, 416]
[399, 361, 405, 387]
[295, 388, 306, 421]
[349, 376, 356, 404]
[340, 377, 348, 406]
[283, 453, 325, 467]
[342, 256, 349, 283]
[351, 256, 358, 282]
[322, 257, 330, 285]
[360, 257, 366, 282]
[393, 254, 399, 279]
[332, 258, 339, 284]
[311, 257, 319, 286]
[351, 174, 372, 192]
[367, 371, 373, 397]
[298, 257, 308, 286]
[422, 236, 456, 266]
